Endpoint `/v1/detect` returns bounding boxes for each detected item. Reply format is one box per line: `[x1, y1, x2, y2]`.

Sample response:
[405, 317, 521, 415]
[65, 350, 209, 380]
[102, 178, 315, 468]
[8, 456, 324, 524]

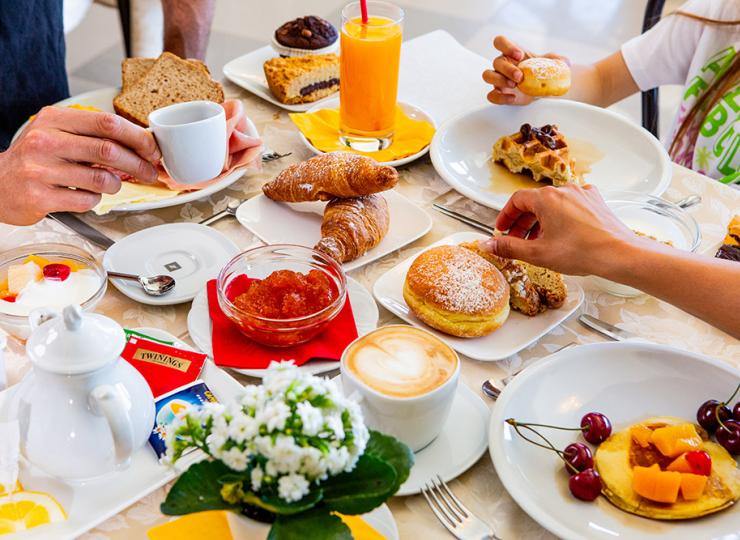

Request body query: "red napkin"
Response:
[206, 277, 359, 369]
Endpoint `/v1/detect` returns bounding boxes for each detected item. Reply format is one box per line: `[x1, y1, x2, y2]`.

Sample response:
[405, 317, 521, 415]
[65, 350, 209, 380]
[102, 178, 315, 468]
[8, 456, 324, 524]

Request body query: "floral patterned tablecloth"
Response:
[1, 80, 738, 540]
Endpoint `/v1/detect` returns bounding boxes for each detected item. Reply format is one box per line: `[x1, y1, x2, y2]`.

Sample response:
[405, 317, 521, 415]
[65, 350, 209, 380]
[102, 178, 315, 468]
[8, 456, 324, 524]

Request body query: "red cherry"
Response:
[684, 450, 712, 476]
[569, 468, 602, 501]
[716, 420, 740, 455]
[733, 402, 740, 421]
[580, 412, 612, 444]
[563, 443, 593, 476]
[43, 263, 71, 282]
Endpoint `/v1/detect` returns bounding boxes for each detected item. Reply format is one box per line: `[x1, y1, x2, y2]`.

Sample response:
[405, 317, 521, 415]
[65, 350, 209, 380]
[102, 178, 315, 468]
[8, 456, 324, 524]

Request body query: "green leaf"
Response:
[321, 454, 396, 515]
[161, 460, 239, 515]
[268, 508, 352, 540]
[242, 485, 323, 515]
[364, 430, 414, 492]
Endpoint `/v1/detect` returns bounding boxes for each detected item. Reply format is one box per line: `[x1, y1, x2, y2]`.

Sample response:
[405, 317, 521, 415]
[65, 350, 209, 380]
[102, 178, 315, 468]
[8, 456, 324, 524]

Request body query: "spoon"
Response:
[199, 199, 242, 226]
[675, 194, 701, 209]
[107, 271, 176, 296]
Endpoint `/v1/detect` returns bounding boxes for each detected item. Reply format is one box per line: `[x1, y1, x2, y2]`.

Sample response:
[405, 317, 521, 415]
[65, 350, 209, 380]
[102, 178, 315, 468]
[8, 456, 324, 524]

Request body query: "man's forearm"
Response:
[605, 240, 740, 338]
[162, 0, 215, 60]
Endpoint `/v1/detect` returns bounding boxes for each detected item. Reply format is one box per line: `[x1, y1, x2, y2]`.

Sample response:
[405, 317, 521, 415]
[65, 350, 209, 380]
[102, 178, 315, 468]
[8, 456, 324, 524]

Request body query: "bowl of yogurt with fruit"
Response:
[0, 243, 107, 338]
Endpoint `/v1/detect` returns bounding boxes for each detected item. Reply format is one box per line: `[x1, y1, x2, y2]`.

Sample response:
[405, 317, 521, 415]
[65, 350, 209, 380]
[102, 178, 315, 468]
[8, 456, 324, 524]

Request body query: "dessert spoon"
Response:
[107, 271, 176, 296]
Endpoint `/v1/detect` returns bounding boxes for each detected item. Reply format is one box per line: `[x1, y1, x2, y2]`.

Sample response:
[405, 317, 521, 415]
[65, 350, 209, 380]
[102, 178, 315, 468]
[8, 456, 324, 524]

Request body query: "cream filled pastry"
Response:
[0, 256, 102, 317]
[344, 325, 458, 398]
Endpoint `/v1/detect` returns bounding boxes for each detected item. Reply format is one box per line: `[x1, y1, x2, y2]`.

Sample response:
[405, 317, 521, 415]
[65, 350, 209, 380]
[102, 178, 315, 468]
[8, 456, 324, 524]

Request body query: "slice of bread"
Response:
[114, 52, 224, 126]
[121, 57, 211, 92]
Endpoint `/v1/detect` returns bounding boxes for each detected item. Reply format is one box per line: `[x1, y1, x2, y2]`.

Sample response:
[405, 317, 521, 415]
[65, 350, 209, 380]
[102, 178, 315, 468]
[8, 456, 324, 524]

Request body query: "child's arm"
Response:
[483, 36, 639, 107]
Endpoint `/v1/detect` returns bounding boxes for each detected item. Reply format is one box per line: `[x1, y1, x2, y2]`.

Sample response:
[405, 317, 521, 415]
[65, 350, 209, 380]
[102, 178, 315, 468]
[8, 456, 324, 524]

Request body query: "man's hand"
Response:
[482, 35, 569, 106]
[480, 184, 636, 276]
[0, 107, 161, 225]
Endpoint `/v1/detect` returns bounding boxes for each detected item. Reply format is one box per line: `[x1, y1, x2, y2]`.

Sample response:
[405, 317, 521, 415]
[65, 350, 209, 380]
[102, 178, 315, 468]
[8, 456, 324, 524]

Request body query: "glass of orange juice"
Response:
[339, 1, 403, 151]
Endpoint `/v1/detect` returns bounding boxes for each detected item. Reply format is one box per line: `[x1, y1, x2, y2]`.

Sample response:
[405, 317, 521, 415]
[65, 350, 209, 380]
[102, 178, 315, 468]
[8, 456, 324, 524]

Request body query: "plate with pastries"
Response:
[236, 152, 433, 271]
[430, 60, 672, 210]
[14, 52, 263, 214]
[224, 15, 341, 112]
[373, 231, 584, 361]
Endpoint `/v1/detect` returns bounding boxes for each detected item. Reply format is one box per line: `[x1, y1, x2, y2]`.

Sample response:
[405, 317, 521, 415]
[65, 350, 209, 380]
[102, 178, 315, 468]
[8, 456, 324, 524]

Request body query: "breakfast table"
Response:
[1, 32, 739, 540]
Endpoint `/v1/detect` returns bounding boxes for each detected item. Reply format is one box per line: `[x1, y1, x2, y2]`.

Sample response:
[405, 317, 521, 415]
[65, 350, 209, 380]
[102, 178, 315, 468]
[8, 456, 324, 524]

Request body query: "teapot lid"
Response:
[26, 305, 126, 375]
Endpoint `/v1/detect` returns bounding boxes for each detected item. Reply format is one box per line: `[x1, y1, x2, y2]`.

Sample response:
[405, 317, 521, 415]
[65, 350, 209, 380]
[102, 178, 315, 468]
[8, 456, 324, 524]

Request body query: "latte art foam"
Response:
[345, 326, 457, 398]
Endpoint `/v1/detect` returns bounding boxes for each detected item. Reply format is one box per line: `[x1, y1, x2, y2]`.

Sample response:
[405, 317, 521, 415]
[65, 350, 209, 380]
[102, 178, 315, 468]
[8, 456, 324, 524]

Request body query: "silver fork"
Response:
[421, 475, 499, 540]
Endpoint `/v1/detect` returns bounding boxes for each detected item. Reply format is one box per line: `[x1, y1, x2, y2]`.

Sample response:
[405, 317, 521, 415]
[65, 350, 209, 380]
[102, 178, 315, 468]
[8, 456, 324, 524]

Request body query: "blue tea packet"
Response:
[149, 380, 218, 459]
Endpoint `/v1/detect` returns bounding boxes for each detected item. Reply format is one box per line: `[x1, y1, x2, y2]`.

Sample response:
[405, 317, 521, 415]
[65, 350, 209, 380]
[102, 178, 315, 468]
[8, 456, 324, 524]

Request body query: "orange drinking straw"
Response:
[360, 0, 369, 23]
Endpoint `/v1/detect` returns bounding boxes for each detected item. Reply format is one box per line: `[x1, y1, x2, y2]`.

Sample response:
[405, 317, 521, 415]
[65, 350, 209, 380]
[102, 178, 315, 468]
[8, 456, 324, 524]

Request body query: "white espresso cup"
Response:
[148, 101, 227, 185]
[340, 325, 460, 452]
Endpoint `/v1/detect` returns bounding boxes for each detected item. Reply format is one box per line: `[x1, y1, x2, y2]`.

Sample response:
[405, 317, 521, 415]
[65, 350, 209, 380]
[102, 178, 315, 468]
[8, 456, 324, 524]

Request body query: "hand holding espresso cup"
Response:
[340, 325, 460, 452]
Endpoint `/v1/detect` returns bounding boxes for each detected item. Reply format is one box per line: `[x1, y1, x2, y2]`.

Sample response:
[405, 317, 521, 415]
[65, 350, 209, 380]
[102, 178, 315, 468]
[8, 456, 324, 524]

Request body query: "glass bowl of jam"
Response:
[0, 243, 108, 339]
[216, 245, 347, 347]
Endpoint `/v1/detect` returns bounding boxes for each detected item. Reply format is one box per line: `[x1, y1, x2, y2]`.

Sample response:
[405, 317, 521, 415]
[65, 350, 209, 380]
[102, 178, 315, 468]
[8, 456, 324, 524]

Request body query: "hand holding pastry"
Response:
[262, 152, 398, 202]
[483, 36, 570, 105]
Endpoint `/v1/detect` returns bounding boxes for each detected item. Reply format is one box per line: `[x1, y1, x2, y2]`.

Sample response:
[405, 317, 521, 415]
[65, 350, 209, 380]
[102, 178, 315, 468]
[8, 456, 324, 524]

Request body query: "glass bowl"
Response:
[593, 192, 701, 297]
[217, 245, 347, 347]
[0, 243, 107, 339]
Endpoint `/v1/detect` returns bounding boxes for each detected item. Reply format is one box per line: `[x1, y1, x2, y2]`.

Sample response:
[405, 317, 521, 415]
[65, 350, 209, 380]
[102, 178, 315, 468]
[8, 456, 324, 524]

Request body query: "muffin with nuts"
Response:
[272, 15, 339, 57]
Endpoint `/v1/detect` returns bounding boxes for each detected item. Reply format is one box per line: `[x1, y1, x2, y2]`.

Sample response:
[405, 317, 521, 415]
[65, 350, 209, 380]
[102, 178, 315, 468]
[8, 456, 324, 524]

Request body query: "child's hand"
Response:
[483, 36, 568, 106]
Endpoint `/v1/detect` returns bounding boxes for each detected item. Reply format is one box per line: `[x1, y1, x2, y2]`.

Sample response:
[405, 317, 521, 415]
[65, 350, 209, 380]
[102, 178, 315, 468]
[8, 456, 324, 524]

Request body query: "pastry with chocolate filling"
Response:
[263, 54, 339, 105]
[715, 214, 740, 262]
[492, 123, 580, 186]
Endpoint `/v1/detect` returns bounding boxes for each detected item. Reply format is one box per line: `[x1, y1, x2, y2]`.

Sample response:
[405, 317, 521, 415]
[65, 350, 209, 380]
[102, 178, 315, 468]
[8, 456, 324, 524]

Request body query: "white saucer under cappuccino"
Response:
[341, 325, 459, 451]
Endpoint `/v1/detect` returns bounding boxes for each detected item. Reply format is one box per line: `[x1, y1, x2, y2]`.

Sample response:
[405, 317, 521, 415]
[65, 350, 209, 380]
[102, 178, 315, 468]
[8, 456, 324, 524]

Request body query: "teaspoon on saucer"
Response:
[107, 271, 176, 296]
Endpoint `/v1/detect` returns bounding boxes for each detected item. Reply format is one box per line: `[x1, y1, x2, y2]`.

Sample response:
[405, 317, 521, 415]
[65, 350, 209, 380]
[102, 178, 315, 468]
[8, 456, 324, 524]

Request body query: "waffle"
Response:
[492, 123, 580, 186]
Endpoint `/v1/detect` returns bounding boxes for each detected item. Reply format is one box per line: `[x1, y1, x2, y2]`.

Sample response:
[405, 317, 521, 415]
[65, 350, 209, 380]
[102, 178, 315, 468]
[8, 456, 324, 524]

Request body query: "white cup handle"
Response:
[90, 384, 135, 469]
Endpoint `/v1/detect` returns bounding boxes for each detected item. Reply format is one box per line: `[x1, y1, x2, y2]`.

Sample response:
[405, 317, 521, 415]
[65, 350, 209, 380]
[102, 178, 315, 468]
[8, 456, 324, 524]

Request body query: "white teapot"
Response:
[6, 305, 155, 482]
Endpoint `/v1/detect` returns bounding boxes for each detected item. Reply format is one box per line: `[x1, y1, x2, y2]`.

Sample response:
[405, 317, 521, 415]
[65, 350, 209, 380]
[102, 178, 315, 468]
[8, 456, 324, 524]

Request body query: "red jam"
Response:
[234, 269, 337, 319]
[0, 293, 17, 303]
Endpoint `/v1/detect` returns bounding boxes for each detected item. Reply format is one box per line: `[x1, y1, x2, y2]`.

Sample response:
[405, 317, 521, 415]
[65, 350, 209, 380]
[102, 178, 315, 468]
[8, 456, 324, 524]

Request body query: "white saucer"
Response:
[396, 382, 489, 496]
[373, 231, 584, 361]
[490, 342, 740, 540]
[298, 97, 436, 168]
[103, 223, 240, 306]
[235, 191, 432, 272]
[187, 276, 379, 378]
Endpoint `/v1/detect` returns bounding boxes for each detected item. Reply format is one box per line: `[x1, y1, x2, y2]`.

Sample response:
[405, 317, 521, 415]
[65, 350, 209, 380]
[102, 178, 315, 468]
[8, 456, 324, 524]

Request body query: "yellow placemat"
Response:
[289, 106, 435, 162]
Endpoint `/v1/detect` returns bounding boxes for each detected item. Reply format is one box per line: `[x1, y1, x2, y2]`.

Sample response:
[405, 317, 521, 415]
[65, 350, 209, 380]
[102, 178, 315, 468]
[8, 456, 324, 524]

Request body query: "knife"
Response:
[578, 314, 642, 342]
[48, 212, 115, 249]
[432, 204, 496, 235]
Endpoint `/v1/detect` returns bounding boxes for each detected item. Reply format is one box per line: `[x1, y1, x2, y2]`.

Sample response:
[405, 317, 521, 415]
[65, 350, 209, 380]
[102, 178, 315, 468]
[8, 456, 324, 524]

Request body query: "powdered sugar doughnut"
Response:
[518, 57, 571, 97]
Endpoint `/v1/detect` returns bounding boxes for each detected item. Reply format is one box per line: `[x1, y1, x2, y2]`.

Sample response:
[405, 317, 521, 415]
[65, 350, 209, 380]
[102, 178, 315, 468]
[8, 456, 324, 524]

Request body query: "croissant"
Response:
[315, 194, 390, 263]
[262, 152, 398, 202]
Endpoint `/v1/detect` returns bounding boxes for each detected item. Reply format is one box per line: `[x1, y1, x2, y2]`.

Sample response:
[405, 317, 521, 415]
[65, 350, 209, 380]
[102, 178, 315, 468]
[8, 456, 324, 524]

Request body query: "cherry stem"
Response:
[508, 419, 586, 433]
[722, 383, 740, 407]
[506, 419, 579, 474]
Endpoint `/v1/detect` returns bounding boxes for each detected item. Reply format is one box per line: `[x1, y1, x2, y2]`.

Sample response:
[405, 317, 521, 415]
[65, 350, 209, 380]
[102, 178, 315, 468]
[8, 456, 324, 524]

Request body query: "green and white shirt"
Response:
[622, 0, 739, 181]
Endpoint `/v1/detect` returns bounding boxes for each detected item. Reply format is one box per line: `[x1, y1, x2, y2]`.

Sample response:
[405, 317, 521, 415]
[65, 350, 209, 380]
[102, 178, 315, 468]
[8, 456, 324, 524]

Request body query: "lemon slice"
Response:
[0, 491, 66, 535]
[0, 482, 21, 498]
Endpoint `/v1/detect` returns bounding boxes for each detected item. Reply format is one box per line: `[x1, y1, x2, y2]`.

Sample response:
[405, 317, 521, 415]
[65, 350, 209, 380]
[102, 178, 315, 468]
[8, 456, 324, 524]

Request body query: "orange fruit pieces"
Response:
[649, 423, 702, 458]
[679, 473, 708, 501]
[630, 424, 652, 448]
[632, 464, 682, 504]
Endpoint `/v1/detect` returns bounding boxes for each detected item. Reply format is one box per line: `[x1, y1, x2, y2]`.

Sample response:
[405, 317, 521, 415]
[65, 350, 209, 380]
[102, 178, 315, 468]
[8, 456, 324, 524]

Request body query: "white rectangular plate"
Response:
[1, 331, 244, 540]
[372, 231, 584, 361]
[235, 191, 432, 271]
[223, 45, 339, 112]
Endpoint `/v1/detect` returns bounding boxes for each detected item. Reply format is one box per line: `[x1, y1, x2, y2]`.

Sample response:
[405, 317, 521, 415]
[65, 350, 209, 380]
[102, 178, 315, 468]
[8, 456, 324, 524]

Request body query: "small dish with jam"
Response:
[216, 245, 347, 347]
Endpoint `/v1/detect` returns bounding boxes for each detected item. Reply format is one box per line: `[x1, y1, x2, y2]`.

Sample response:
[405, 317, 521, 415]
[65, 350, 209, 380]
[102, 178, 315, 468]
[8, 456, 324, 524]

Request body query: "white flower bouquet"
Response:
[161, 362, 413, 539]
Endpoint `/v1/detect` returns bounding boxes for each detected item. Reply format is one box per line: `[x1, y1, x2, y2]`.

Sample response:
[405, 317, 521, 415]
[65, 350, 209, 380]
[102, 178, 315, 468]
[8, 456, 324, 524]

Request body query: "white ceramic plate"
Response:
[187, 277, 379, 378]
[430, 101, 672, 210]
[223, 45, 339, 112]
[12, 87, 258, 213]
[236, 190, 432, 272]
[0, 328, 245, 540]
[490, 342, 740, 540]
[103, 223, 240, 305]
[373, 231, 584, 361]
[394, 382, 489, 496]
[298, 97, 436, 167]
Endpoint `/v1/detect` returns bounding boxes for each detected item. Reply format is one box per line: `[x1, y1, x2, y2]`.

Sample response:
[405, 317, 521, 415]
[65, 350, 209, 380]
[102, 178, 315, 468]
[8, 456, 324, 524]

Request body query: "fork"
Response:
[421, 475, 499, 540]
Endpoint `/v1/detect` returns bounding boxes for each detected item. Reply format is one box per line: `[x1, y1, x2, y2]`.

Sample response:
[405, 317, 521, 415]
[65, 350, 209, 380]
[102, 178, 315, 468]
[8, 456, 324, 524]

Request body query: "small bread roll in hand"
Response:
[517, 57, 571, 97]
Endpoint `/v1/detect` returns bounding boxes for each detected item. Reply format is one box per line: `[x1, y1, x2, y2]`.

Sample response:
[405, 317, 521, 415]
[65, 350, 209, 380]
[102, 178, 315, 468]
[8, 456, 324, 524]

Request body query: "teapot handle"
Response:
[89, 384, 135, 469]
[28, 308, 61, 331]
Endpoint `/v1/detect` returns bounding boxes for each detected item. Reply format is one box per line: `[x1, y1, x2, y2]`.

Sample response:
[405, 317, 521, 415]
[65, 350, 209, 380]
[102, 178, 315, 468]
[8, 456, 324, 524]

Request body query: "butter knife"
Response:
[578, 314, 641, 341]
[432, 204, 495, 235]
[47, 212, 115, 249]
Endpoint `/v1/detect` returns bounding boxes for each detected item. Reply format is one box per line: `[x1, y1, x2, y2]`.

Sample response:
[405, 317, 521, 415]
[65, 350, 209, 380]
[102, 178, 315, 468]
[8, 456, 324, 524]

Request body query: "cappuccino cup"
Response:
[148, 101, 227, 185]
[341, 325, 459, 452]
